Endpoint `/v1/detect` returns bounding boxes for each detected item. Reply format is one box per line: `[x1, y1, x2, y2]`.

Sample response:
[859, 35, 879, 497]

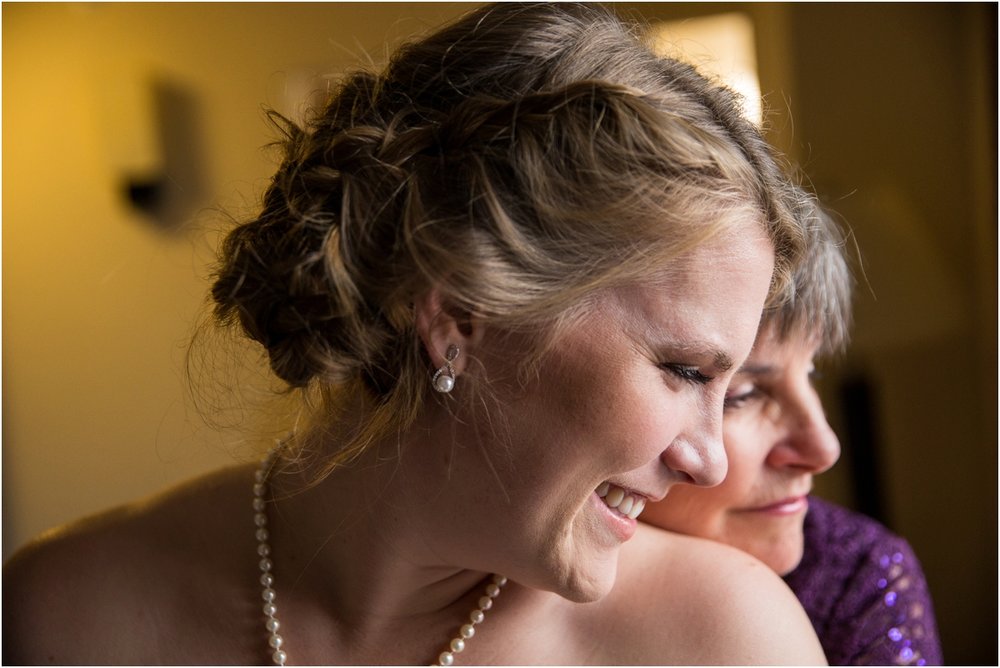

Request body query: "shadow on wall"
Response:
[106, 77, 208, 232]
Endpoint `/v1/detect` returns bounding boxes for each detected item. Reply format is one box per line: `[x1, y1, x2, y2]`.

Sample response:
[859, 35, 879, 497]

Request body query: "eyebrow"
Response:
[649, 337, 734, 372]
[713, 350, 734, 372]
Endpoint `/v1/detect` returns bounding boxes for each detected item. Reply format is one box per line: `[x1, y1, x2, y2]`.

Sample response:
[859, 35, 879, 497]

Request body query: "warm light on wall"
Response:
[648, 13, 762, 126]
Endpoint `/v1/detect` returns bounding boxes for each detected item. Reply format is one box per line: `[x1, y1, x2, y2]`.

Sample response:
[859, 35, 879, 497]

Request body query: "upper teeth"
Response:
[596, 482, 646, 520]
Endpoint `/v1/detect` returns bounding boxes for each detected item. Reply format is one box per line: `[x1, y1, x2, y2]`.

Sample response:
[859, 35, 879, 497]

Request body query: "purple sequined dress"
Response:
[784, 496, 942, 666]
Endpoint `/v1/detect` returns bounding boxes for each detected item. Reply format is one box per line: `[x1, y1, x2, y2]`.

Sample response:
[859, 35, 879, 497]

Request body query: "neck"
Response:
[265, 425, 492, 630]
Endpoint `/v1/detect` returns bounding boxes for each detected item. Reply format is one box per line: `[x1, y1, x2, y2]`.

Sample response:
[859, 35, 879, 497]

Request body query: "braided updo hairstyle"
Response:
[212, 3, 805, 464]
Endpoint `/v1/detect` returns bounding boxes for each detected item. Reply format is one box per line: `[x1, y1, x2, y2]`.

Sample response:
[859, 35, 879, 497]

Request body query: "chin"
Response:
[755, 538, 805, 576]
[766, 551, 804, 576]
[734, 521, 807, 576]
[521, 513, 625, 602]
[544, 552, 620, 603]
[560, 574, 615, 603]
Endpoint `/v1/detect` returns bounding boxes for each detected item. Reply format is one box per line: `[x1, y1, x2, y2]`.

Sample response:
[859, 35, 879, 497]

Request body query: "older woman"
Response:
[642, 197, 942, 665]
[4, 4, 826, 664]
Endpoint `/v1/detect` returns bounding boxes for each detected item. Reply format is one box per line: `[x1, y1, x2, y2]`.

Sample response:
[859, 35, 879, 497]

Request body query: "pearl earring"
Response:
[432, 344, 460, 393]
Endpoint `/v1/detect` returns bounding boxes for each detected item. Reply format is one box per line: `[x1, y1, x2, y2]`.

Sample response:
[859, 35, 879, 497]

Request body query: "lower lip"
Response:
[591, 492, 638, 542]
[747, 496, 808, 516]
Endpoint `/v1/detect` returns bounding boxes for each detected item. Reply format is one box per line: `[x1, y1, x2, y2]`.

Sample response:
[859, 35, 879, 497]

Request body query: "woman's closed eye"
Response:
[661, 363, 714, 385]
[724, 382, 762, 410]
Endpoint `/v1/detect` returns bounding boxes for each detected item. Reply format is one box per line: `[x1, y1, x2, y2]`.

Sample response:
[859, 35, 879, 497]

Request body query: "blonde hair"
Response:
[211, 3, 805, 466]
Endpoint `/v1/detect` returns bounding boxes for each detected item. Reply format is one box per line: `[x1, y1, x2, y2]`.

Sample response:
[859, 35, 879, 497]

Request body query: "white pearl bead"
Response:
[478, 596, 493, 610]
[253, 497, 266, 511]
[253, 483, 266, 497]
[450, 638, 465, 653]
[434, 373, 455, 393]
[263, 602, 277, 617]
[438, 651, 455, 666]
[272, 649, 287, 665]
[460, 623, 475, 639]
[260, 573, 274, 587]
[262, 588, 276, 602]
[256, 528, 270, 542]
[470, 610, 484, 624]
[266, 618, 280, 633]
[486, 584, 500, 597]
[493, 575, 507, 586]
[269, 633, 284, 648]
[254, 513, 268, 527]
[259, 558, 273, 572]
[258, 543, 271, 557]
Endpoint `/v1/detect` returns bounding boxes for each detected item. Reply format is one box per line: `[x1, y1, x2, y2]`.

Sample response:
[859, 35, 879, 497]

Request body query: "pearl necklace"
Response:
[253, 448, 508, 666]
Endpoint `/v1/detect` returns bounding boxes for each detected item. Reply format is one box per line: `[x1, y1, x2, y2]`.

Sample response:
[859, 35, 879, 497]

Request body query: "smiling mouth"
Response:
[596, 481, 646, 520]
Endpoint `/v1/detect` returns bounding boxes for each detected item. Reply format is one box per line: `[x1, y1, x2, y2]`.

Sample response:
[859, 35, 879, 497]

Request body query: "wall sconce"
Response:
[99, 73, 206, 231]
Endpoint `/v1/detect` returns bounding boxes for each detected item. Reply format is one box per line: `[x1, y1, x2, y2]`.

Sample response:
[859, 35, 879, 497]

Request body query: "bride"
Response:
[3, 4, 826, 664]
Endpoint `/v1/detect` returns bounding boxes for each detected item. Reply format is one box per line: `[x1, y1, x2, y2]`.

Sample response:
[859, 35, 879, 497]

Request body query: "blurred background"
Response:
[3, 3, 995, 663]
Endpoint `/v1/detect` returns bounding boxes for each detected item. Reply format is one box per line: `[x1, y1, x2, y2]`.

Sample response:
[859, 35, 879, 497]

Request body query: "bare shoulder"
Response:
[2, 464, 257, 665]
[571, 524, 827, 665]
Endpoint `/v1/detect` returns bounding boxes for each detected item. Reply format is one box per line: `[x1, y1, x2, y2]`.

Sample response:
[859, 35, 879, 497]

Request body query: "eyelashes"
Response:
[723, 387, 761, 410]
[724, 367, 819, 411]
[661, 363, 713, 385]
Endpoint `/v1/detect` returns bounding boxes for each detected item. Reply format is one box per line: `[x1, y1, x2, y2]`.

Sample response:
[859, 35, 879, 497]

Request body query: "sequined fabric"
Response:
[784, 497, 943, 666]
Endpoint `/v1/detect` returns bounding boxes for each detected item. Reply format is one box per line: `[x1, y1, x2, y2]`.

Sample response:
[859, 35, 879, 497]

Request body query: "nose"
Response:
[661, 408, 729, 487]
[765, 382, 841, 473]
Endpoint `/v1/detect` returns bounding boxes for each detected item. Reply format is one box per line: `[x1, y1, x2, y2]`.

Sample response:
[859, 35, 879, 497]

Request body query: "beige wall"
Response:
[2, 1, 476, 551]
[4, 3, 996, 664]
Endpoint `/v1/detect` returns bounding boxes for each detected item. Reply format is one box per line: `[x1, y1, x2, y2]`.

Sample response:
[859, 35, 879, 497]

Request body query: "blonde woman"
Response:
[5, 4, 825, 664]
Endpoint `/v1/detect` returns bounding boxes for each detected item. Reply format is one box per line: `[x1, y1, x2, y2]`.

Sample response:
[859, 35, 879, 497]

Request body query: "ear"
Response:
[413, 288, 483, 375]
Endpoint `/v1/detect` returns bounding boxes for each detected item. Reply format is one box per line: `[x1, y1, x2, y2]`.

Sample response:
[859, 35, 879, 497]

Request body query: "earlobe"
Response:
[413, 288, 482, 378]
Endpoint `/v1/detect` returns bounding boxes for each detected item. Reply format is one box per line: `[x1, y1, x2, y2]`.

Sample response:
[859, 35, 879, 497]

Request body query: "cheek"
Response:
[644, 484, 725, 536]
[604, 378, 691, 468]
[722, 416, 770, 486]
[541, 356, 667, 460]
[646, 423, 763, 534]
[501, 371, 629, 485]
